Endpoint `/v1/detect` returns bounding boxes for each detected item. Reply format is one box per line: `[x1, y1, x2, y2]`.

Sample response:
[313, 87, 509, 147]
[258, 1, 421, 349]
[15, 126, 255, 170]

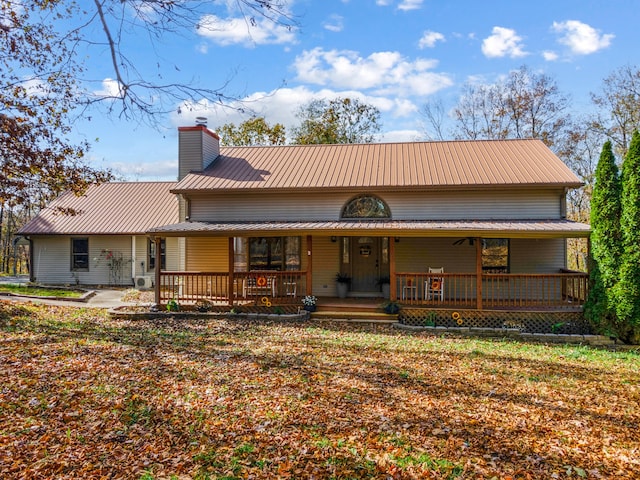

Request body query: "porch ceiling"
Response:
[147, 219, 590, 238]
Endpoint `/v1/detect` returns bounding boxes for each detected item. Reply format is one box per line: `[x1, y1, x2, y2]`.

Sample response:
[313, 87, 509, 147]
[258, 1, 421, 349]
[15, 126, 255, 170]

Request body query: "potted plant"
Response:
[335, 272, 351, 299]
[381, 300, 400, 314]
[302, 295, 317, 312]
[377, 276, 390, 299]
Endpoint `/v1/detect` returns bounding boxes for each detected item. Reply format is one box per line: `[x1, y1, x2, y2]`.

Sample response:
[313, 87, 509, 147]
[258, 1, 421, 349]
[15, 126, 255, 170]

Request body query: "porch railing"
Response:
[396, 271, 588, 310]
[158, 270, 587, 311]
[159, 271, 308, 305]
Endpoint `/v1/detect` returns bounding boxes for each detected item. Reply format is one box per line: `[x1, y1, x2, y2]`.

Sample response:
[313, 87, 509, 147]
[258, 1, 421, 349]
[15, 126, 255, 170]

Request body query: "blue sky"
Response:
[76, 0, 638, 181]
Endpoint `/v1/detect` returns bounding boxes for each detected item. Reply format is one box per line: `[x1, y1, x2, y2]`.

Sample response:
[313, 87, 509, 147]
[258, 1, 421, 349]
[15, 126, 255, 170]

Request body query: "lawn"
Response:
[0, 283, 85, 298]
[0, 301, 638, 479]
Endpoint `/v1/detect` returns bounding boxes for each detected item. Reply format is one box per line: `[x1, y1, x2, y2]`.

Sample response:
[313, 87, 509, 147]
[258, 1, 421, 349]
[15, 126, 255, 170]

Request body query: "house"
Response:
[20, 124, 591, 318]
[19, 181, 180, 288]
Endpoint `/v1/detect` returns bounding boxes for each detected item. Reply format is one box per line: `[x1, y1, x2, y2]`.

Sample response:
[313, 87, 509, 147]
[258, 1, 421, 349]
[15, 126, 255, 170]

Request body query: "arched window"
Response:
[341, 195, 390, 219]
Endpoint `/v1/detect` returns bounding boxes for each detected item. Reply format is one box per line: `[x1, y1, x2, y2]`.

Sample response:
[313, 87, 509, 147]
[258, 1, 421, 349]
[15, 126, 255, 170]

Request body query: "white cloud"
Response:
[481, 26, 527, 58]
[376, 0, 392, 5]
[93, 78, 124, 98]
[323, 14, 344, 32]
[170, 86, 423, 137]
[542, 50, 559, 61]
[292, 48, 452, 97]
[379, 129, 423, 142]
[419, 31, 445, 49]
[552, 20, 614, 55]
[197, 14, 296, 46]
[398, 0, 424, 11]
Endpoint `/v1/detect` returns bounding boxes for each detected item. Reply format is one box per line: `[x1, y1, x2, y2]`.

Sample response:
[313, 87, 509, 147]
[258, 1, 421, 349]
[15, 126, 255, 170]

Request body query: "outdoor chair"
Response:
[243, 275, 277, 298]
[425, 267, 444, 301]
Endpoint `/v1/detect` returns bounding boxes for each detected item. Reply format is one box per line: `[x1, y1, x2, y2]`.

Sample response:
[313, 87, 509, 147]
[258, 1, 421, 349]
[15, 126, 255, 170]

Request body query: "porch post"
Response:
[389, 236, 397, 300]
[154, 236, 161, 306]
[475, 237, 483, 310]
[306, 235, 313, 295]
[228, 237, 235, 307]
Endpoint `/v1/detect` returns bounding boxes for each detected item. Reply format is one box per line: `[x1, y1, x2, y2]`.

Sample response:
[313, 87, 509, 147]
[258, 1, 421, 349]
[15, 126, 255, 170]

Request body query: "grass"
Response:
[0, 283, 85, 298]
[0, 301, 639, 479]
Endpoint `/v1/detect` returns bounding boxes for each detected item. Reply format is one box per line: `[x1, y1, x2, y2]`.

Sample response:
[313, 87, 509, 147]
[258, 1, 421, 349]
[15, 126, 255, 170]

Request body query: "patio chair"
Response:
[425, 267, 444, 301]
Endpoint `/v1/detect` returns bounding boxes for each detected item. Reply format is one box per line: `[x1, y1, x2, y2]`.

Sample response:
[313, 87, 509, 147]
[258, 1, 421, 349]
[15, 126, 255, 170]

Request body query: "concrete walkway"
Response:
[0, 275, 139, 309]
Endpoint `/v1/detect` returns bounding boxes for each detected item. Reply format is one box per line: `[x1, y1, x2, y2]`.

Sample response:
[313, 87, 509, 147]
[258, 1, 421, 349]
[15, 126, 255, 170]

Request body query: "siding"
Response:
[31, 235, 134, 286]
[394, 238, 565, 274]
[310, 236, 341, 297]
[189, 189, 562, 222]
[178, 127, 220, 180]
[186, 237, 229, 271]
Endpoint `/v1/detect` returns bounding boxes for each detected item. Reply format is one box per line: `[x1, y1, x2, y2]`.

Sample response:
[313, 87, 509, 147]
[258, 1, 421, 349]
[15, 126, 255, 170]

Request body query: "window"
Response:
[482, 239, 509, 273]
[148, 239, 166, 270]
[234, 237, 300, 271]
[71, 238, 89, 270]
[341, 195, 390, 218]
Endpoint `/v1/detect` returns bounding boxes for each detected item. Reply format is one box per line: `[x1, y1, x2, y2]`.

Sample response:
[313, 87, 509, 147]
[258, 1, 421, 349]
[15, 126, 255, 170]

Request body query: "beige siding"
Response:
[186, 237, 229, 271]
[310, 236, 341, 297]
[510, 238, 565, 273]
[395, 238, 476, 273]
[32, 235, 133, 286]
[189, 189, 562, 222]
[394, 238, 565, 274]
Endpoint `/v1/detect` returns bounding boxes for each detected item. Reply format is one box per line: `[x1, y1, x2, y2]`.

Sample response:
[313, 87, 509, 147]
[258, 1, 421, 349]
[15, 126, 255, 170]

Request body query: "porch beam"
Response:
[228, 237, 235, 307]
[154, 236, 161, 306]
[475, 236, 483, 310]
[306, 235, 313, 295]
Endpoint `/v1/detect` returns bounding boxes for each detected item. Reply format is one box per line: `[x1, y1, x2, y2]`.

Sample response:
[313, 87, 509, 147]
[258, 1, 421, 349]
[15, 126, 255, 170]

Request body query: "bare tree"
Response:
[451, 66, 571, 148]
[590, 64, 640, 156]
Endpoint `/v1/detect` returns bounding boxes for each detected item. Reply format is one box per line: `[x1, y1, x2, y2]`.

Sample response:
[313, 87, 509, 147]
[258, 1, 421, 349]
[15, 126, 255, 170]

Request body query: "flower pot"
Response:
[336, 282, 349, 299]
[303, 305, 316, 312]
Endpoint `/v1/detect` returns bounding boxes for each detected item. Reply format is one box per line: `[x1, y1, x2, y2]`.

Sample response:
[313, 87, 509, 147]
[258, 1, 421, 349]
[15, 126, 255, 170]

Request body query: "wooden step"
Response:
[310, 310, 397, 324]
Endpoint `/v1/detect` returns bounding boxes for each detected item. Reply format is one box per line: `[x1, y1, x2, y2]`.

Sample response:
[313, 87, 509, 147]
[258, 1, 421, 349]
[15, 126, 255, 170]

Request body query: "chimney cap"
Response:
[195, 116, 208, 126]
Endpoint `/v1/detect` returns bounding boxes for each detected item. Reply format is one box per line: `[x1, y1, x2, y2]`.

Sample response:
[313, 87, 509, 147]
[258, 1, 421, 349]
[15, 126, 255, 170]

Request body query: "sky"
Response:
[73, 0, 639, 181]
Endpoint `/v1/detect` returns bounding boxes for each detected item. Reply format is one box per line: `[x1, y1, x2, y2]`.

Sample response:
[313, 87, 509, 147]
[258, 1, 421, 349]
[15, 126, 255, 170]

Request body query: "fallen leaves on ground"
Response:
[0, 300, 639, 479]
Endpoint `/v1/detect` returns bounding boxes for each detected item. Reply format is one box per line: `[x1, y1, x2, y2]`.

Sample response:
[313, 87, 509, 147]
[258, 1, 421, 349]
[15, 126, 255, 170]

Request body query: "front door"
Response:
[351, 237, 380, 292]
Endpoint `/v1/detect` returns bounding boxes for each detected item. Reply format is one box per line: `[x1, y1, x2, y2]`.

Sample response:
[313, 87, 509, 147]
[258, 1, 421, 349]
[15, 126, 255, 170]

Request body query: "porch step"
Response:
[310, 310, 397, 324]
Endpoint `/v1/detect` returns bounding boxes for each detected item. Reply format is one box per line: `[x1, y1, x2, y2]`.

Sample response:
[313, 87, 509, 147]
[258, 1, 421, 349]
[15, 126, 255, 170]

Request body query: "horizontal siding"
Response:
[32, 236, 133, 286]
[186, 237, 229, 271]
[190, 189, 562, 222]
[395, 238, 476, 274]
[310, 236, 341, 297]
[511, 238, 565, 273]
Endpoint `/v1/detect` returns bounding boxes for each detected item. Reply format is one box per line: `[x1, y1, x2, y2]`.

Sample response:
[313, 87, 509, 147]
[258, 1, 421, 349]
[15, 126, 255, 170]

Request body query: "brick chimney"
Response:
[177, 121, 220, 180]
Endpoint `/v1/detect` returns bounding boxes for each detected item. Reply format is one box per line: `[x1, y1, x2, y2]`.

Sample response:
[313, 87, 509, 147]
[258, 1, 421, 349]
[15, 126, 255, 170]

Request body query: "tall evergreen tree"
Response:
[616, 131, 640, 343]
[584, 141, 622, 334]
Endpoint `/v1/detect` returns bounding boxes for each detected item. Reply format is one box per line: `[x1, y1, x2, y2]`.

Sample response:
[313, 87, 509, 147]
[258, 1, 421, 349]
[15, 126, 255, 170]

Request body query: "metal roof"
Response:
[148, 219, 590, 238]
[173, 138, 583, 193]
[19, 182, 179, 235]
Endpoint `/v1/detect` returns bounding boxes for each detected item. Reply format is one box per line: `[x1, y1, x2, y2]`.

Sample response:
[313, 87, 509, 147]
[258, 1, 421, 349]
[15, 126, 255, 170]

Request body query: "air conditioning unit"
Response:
[134, 276, 153, 289]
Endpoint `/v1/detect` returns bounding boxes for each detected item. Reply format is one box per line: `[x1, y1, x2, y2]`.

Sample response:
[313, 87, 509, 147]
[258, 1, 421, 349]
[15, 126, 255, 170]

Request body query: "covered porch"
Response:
[149, 219, 591, 313]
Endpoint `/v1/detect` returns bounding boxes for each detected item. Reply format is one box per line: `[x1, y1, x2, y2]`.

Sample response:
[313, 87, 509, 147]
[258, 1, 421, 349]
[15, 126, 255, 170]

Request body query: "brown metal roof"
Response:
[19, 182, 178, 235]
[173, 139, 583, 193]
[148, 219, 590, 238]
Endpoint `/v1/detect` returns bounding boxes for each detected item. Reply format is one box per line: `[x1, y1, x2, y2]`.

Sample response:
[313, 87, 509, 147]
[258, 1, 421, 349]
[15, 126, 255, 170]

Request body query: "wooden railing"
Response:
[396, 271, 588, 310]
[159, 271, 307, 305]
